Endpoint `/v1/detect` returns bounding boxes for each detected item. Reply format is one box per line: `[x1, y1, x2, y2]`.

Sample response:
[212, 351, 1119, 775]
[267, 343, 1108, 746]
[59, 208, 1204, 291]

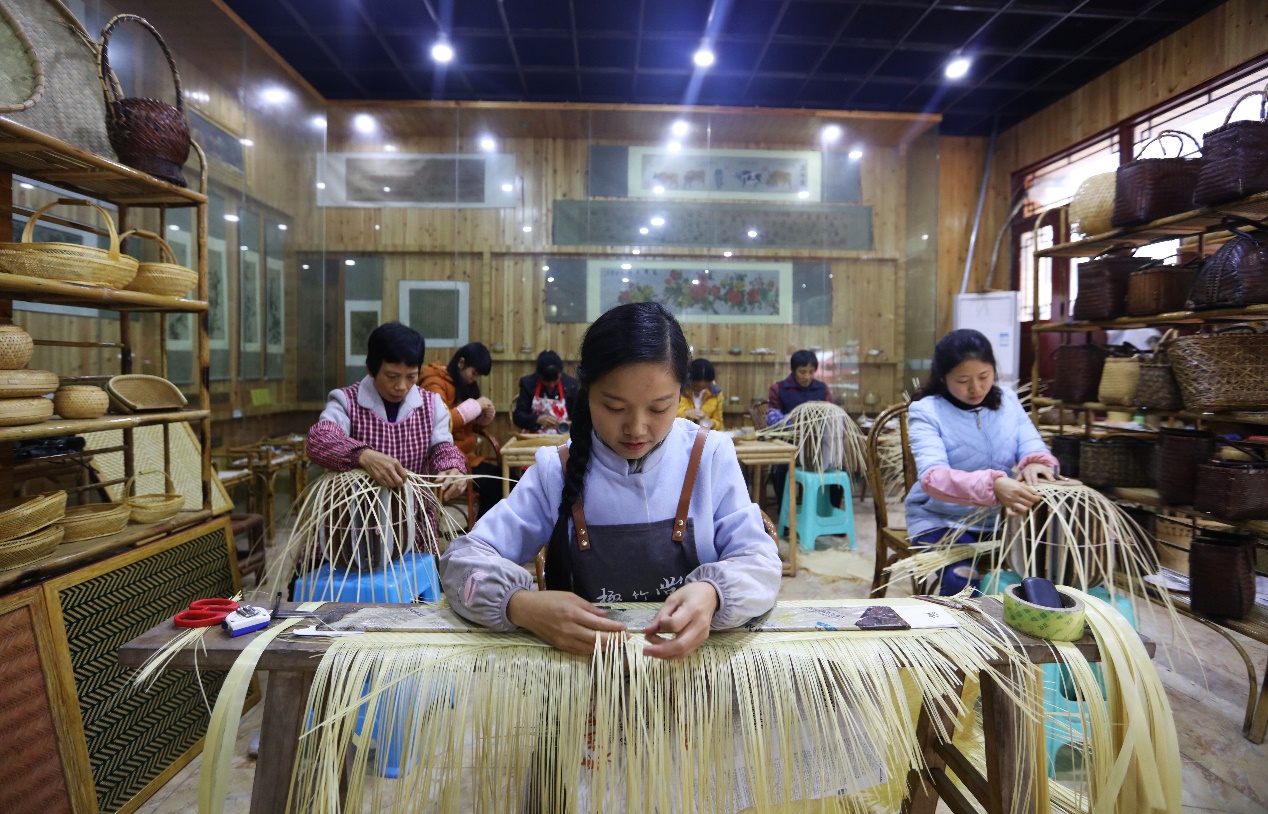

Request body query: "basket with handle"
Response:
[1155, 428, 1217, 505]
[1051, 342, 1108, 404]
[121, 229, 198, 297]
[1186, 216, 1268, 310]
[0, 198, 137, 289]
[0, 491, 65, 543]
[1188, 529, 1258, 619]
[1078, 436, 1154, 488]
[0, 324, 34, 369]
[1111, 130, 1204, 228]
[0, 524, 63, 571]
[1068, 172, 1117, 237]
[1194, 85, 1268, 206]
[1125, 257, 1200, 315]
[1168, 325, 1268, 411]
[1097, 354, 1141, 407]
[124, 474, 183, 524]
[1072, 254, 1152, 321]
[97, 15, 190, 187]
[1193, 442, 1268, 521]
[0, 396, 53, 427]
[59, 502, 130, 542]
[1133, 329, 1183, 411]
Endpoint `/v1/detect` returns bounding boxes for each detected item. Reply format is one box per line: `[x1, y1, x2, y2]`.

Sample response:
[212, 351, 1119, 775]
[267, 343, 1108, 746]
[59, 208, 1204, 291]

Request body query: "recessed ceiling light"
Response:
[797, 190, 810, 199]
[922, 234, 929, 240]
[671, 120, 689, 137]
[653, 185, 665, 194]
[667, 141, 682, 153]
[224, 214, 240, 222]
[945, 56, 971, 79]
[479, 136, 496, 151]
[693, 48, 715, 68]
[311, 116, 327, 130]
[261, 86, 290, 105]
[345, 259, 356, 266]
[622, 277, 629, 283]
[168, 224, 180, 231]
[632, 249, 641, 255]
[501, 183, 513, 192]
[278, 224, 288, 231]
[239, 138, 254, 147]
[546, 276, 555, 283]
[383, 186, 391, 192]
[431, 41, 454, 63]
[302, 264, 309, 269]
[650, 217, 665, 227]
[316, 182, 326, 190]
[691, 279, 699, 285]
[353, 114, 376, 134]
[746, 229, 757, 238]
[639, 227, 649, 235]
[18, 182, 34, 190]
[384, 144, 397, 152]
[522, 225, 532, 233]
[820, 124, 842, 143]
[374, 224, 381, 230]
[621, 263, 632, 270]
[542, 265, 550, 271]
[240, 245, 248, 251]
[848, 149, 863, 160]
[723, 250, 732, 257]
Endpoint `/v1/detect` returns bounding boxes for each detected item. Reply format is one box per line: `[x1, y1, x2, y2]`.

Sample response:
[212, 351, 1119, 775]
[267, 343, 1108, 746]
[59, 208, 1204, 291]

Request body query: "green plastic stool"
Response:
[778, 468, 855, 552]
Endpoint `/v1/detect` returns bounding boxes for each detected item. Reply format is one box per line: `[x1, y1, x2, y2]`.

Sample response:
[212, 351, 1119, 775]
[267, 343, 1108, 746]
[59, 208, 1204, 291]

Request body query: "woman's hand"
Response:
[644, 582, 718, 660]
[537, 413, 561, 429]
[993, 476, 1041, 515]
[1019, 462, 1056, 485]
[684, 408, 706, 423]
[506, 590, 628, 655]
[477, 396, 496, 425]
[357, 448, 410, 488]
[437, 468, 466, 500]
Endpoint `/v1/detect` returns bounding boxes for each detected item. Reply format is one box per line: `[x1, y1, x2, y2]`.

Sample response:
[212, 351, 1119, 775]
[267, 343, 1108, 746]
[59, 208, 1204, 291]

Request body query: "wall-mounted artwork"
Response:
[345, 300, 382, 368]
[627, 147, 821, 202]
[239, 249, 262, 354]
[587, 260, 793, 324]
[265, 257, 285, 379]
[189, 110, 245, 175]
[317, 153, 517, 208]
[207, 236, 229, 350]
[398, 281, 469, 349]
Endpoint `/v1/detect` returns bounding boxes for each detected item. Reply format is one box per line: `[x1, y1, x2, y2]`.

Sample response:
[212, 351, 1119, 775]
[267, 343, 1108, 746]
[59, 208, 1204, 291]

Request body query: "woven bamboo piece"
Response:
[0, 198, 137, 288]
[0, 524, 62, 570]
[124, 474, 183, 524]
[121, 229, 198, 297]
[53, 384, 108, 419]
[756, 400, 866, 474]
[1168, 330, 1268, 411]
[0, 1, 44, 113]
[1068, 172, 1116, 237]
[105, 373, 187, 412]
[59, 502, 130, 542]
[0, 324, 33, 369]
[0, 368, 56, 398]
[84, 423, 232, 513]
[0, 491, 64, 542]
[0, 396, 52, 426]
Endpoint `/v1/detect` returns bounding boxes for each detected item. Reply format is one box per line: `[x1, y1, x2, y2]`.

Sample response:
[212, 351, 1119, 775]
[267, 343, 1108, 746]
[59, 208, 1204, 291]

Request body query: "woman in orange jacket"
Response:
[421, 342, 501, 516]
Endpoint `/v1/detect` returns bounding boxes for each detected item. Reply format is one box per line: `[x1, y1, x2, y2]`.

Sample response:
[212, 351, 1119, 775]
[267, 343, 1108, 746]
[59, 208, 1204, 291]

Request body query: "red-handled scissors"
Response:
[174, 598, 240, 628]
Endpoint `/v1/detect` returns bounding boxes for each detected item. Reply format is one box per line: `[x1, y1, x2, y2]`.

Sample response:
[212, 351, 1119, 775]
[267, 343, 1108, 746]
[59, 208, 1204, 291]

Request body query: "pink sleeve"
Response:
[455, 398, 483, 425]
[921, 465, 1007, 507]
[1019, 451, 1060, 472]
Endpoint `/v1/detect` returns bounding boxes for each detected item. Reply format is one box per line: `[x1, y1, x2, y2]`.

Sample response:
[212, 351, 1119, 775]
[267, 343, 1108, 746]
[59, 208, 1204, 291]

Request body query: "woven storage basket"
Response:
[0, 491, 65, 542]
[1134, 359, 1183, 410]
[1073, 256, 1151, 321]
[1069, 173, 1117, 237]
[59, 502, 130, 542]
[1154, 515, 1195, 574]
[1155, 429, 1217, 505]
[53, 385, 108, 419]
[1050, 435, 1082, 477]
[1079, 436, 1154, 488]
[1097, 356, 1141, 406]
[1193, 458, 1268, 520]
[121, 229, 197, 297]
[1112, 130, 1204, 228]
[105, 374, 187, 413]
[0, 524, 62, 570]
[1051, 343, 1108, 404]
[0, 199, 137, 288]
[0, 396, 53, 427]
[1194, 89, 1268, 206]
[1126, 263, 1199, 315]
[125, 474, 183, 524]
[1186, 218, 1268, 310]
[1189, 530, 1258, 618]
[0, 368, 56, 398]
[0, 324, 34, 369]
[1168, 329, 1268, 412]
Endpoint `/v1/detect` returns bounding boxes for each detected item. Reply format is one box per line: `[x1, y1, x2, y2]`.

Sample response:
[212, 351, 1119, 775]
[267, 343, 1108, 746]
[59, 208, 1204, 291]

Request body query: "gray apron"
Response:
[557, 428, 709, 604]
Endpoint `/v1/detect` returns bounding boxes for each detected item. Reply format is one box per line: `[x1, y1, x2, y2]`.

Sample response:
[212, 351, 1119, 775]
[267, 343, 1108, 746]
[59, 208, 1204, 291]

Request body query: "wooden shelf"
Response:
[1099, 486, 1268, 537]
[0, 119, 204, 207]
[0, 272, 207, 312]
[1033, 303, 1268, 332]
[1036, 190, 1268, 259]
[1034, 397, 1268, 427]
[0, 410, 211, 443]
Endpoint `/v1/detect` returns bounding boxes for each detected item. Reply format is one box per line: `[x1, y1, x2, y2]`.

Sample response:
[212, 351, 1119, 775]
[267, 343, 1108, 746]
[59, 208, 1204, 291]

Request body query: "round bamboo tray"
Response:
[0, 491, 65, 542]
[125, 474, 183, 524]
[59, 502, 130, 542]
[106, 374, 187, 413]
[0, 368, 57, 397]
[54, 385, 108, 419]
[0, 396, 53, 426]
[121, 229, 198, 297]
[0, 199, 137, 289]
[0, 524, 63, 570]
[0, 324, 33, 369]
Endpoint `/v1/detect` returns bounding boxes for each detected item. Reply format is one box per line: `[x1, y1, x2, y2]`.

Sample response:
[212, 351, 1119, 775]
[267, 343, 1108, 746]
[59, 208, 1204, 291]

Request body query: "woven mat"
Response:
[84, 422, 231, 514]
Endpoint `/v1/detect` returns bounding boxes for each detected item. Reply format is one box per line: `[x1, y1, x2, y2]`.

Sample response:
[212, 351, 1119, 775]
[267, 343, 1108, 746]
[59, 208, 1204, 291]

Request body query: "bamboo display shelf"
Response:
[1099, 486, 1268, 537]
[1034, 397, 1268, 427]
[0, 410, 211, 443]
[1032, 303, 1268, 332]
[0, 272, 207, 312]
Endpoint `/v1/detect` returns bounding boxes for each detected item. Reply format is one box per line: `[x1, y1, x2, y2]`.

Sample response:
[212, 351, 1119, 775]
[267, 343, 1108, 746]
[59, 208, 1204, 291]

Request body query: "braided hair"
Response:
[544, 302, 691, 592]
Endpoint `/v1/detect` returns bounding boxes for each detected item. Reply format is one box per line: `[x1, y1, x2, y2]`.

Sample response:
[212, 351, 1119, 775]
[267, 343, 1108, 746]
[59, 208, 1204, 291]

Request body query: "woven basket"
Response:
[125, 474, 183, 524]
[59, 502, 130, 542]
[1194, 89, 1268, 206]
[1079, 436, 1154, 488]
[0, 368, 56, 398]
[1189, 530, 1258, 618]
[1072, 256, 1152, 321]
[54, 385, 108, 419]
[1134, 360, 1183, 410]
[0, 198, 137, 289]
[1050, 435, 1082, 478]
[1125, 264, 1199, 315]
[1194, 458, 1268, 520]
[1154, 515, 1194, 574]
[0, 324, 34, 369]
[1155, 429, 1217, 505]
[0, 491, 65, 542]
[1111, 130, 1204, 228]
[0, 2, 43, 113]
[0, 524, 62, 570]
[1097, 356, 1141, 406]
[106, 374, 187, 413]
[0, 396, 53, 427]
[1051, 343, 1108, 404]
[1069, 173, 1117, 237]
[1168, 329, 1268, 412]
[1186, 218, 1268, 310]
[121, 229, 197, 297]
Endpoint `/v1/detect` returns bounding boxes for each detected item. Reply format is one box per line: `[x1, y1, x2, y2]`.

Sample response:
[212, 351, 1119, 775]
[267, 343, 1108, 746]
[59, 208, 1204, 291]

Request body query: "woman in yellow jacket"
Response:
[678, 358, 725, 429]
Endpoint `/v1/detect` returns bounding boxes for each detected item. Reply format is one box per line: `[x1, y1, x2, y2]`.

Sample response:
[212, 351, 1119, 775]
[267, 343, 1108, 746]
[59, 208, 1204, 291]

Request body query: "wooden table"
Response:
[498, 434, 568, 497]
[120, 599, 1149, 814]
[227, 441, 309, 542]
[732, 438, 798, 576]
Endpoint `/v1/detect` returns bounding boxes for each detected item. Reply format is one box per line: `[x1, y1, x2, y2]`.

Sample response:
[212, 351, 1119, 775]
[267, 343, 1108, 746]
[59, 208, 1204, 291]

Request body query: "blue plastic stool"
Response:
[778, 469, 855, 552]
[1042, 586, 1137, 774]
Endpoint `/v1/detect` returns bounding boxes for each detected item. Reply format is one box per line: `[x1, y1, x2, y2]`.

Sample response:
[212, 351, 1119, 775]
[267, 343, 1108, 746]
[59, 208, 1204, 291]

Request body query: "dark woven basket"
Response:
[1194, 458, 1268, 520]
[1073, 256, 1152, 321]
[1126, 263, 1199, 315]
[1189, 529, 1258, 618]
[1111, 130, 1203, 228]
[1050, 435, 1082, 478]
[97, 15, 190, 187]
[1051, 343, 1108, 404]
[1078, 436, 1154, 488]
[1155, 429, 1217, 505]
[1194, 90, 1268, 206]
[1168, 328, 1268, 411]
[1186, 218, 1268, 310]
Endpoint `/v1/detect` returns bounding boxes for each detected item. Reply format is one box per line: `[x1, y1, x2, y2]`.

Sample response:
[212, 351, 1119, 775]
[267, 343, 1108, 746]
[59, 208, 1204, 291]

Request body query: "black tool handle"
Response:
[1020, 577, 1064, 608]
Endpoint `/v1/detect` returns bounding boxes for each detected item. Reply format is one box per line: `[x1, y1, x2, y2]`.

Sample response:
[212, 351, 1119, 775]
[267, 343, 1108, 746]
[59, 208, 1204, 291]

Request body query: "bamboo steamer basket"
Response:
[0, 396, 53, 426]
[0, 524, 63, 570]
[125, 474, 183, 523]
[0, 368, 57, 397]
[59, 502, 130, 542]
[0, 491, 66, 542]
[0, 325, 34, 369]
[106, 374, 187, 413]
[54, 385, 108, 419]
[121, 229, 198, 297]
[0, 198, 137, 289]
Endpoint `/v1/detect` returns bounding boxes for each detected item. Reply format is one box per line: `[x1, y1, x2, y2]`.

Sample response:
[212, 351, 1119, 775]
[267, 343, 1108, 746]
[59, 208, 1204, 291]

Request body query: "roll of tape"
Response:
[1002, 584, 1086, 641]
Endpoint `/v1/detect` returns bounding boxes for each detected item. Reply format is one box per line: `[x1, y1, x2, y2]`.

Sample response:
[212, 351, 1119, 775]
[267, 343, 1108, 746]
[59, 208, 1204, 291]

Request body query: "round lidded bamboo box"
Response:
[0, 369, 57, 398]
[54, 385, 109, 419]
[0, 396, 53, 426]
[0, 325, 34, 369]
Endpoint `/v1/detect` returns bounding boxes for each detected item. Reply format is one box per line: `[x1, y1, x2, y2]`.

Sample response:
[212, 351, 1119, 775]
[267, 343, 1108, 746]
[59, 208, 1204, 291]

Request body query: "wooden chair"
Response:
[458, 428, 501, 531]
[231, 512, 267, 587]
[865, 402, 917, 598]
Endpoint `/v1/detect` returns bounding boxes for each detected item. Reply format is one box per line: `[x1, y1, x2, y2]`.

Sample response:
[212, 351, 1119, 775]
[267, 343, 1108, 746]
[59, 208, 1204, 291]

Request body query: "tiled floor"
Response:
[135, 497, 1268, 813]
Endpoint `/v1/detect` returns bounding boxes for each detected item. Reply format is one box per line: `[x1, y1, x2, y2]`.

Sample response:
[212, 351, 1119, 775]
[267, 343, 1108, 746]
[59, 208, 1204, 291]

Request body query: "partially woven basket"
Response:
[0, 324, 34, 369]
[0, 368, 57, 398]
[106, 374, 187, 413]
[1168, 329, 1268, 412]
[125, 474, 183, 524]
[0, 199, 137, 289]
[0, 524, 63, 571]
[1069, 172, 1117, 237]
[121, 229, 197, 297]
[54, 385, 108, 419]
[0, 396, 53, 427]
[0, 491, 65, 542]
[59, 502, 130, 542]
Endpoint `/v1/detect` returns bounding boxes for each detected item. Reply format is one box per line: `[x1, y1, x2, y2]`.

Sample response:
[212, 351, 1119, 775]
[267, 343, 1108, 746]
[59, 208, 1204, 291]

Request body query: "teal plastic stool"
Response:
[1042, 586, 1137, 774]
[778, 469, 855, 552]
